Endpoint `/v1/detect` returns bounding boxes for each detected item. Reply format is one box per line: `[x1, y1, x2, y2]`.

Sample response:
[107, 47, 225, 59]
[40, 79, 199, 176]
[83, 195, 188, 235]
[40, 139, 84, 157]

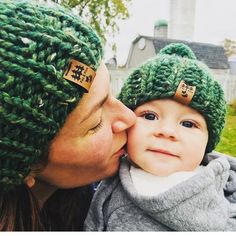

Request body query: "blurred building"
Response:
[106, 0, 236, 102]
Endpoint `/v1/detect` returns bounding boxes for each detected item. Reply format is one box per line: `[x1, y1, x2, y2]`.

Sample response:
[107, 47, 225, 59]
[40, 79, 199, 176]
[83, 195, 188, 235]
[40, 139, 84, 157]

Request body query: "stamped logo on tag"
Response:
[173, 80, 196, 105]
[63, 59, 96, 92]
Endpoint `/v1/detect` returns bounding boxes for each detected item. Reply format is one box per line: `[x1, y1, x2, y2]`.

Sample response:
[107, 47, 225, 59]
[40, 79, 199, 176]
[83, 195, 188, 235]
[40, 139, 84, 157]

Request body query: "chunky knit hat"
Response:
[119, 43, 226, 153]
[0, 0, 103, 190]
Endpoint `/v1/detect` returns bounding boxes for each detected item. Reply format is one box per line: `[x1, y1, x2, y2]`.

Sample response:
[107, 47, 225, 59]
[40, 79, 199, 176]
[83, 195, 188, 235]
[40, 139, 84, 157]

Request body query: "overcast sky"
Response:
[104, 0, 236, 65]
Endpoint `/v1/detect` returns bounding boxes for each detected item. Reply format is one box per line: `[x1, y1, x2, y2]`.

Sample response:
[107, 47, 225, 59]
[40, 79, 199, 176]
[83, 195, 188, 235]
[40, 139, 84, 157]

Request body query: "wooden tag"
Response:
[63, 59, 96, 92]
[173, 80, 196, 105]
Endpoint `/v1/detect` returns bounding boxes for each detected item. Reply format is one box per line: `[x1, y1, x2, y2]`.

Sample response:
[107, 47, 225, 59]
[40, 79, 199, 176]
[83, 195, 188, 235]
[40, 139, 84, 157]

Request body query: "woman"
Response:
[0, 0, 136, 230]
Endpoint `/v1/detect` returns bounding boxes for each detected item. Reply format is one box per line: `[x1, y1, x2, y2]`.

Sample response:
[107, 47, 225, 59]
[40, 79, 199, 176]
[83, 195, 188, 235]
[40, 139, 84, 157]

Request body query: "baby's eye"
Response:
[141, 111, 158, 120]
[180, 120, 197, 128]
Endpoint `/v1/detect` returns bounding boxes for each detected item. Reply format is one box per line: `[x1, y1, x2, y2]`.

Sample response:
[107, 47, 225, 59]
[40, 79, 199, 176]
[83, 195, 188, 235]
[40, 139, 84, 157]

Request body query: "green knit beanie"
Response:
[119, 43, 226, 154]
[0, 0, 103, 190]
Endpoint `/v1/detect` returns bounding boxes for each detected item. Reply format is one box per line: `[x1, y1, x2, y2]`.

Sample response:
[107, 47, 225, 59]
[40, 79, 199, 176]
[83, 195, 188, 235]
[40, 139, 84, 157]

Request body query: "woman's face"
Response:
[37, 62, 136, 188]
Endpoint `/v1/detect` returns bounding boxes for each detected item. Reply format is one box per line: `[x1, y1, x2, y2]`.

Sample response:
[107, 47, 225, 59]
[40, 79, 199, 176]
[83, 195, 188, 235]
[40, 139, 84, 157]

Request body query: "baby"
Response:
[84, 43, 236, 231]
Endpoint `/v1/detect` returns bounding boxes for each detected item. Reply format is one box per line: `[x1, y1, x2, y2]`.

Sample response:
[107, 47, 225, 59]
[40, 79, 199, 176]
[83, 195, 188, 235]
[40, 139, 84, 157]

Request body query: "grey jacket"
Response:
[84, 152, 236, 231]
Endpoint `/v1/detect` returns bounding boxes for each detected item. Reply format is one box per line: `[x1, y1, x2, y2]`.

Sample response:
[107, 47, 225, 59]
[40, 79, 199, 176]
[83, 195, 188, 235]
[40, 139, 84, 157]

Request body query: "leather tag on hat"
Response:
[63, 59, 96, 92]
[173, 80, 196, 105]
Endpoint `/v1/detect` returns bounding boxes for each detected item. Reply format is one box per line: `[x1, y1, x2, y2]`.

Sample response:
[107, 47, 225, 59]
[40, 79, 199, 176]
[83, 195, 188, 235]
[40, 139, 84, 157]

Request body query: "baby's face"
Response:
[127, 98, 208, 176]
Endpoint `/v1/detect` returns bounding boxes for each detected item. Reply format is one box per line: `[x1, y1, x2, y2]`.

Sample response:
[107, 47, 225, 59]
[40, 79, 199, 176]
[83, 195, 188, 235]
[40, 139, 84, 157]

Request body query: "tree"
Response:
[51, 0, 131, 46]
[223, 38, 236, 57]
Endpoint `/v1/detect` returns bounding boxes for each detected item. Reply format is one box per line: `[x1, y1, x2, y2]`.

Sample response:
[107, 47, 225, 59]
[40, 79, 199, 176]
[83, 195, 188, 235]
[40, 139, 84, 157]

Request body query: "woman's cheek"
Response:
[86, 129, 113, 159]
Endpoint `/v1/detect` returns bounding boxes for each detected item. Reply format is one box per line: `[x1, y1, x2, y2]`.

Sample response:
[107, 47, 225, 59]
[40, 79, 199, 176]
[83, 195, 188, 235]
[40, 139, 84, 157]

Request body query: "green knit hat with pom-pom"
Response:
[119, 43, 226, 154]
[0, 0, 103, 190]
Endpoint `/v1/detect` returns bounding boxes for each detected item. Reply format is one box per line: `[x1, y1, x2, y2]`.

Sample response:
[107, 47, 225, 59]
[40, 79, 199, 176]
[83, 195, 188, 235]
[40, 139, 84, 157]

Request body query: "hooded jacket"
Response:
[84, 152, 236, 231]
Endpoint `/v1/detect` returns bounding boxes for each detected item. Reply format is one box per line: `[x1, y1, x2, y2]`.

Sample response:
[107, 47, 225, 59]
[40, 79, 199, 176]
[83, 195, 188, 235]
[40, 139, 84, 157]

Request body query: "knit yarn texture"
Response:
[0, 0, 103, 190]
[119, 43, 226, 153]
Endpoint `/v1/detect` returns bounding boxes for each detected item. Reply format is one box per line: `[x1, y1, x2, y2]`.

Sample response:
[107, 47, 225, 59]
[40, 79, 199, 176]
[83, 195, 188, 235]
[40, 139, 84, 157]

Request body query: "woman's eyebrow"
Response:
[79, 93, 109, 125]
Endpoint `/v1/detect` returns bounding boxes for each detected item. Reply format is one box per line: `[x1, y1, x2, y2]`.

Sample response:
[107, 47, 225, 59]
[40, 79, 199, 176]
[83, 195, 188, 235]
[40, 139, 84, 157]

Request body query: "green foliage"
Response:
[52, 0, 131, 46]
[231, 99, 236, 114]
[216, 105, 236, 157]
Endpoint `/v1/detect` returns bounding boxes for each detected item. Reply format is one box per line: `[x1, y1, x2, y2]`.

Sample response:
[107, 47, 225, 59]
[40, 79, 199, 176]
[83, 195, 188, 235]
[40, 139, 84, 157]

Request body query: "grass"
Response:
[215, 105, 236, 157]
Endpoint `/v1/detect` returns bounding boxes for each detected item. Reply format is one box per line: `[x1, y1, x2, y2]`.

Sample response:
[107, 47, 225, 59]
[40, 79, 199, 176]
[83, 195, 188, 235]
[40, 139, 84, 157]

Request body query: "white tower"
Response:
[168, 0, 196, 41]
[154, 19, 168, 38]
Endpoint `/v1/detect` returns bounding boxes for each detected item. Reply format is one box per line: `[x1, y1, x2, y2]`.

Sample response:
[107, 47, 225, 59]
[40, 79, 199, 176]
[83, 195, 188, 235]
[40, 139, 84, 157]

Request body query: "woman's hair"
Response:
[0, 0, 103, 230]
[0, 141, 94, 231]
[0, 185, 42, 230]
[43, 187, 94, 230]
[0, 185, 94, 230]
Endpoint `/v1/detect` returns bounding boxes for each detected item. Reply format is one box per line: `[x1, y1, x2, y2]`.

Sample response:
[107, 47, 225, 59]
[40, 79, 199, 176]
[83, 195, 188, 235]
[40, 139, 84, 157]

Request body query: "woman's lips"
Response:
[113, 148, 126, 158]
[148, 148, 178, 157]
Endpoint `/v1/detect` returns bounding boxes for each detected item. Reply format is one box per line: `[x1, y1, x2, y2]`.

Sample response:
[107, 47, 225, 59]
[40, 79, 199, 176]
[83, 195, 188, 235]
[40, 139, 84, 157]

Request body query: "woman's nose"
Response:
[111, 99, 136, 133]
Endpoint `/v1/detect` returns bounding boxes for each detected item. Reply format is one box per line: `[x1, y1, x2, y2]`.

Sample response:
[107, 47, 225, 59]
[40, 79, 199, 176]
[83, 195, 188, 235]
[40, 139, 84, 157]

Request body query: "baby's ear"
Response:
[24, 175, 36, 188]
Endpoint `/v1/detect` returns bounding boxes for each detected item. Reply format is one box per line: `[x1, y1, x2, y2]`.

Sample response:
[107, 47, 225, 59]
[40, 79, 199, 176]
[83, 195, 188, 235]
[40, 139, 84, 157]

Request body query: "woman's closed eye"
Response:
[180, 120, 198, 128]
[140, 111, 159, 120]
[88, 119, 103, 134]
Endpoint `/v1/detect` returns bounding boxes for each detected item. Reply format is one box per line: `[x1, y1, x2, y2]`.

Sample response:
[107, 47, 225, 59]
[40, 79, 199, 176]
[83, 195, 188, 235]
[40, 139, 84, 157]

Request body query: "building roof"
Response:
[133, 35, 229, 69]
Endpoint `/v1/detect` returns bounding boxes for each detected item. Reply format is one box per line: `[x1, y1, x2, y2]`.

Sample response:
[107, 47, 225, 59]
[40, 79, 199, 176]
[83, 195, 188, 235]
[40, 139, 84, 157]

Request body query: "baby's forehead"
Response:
[135, 98, 205, 116]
